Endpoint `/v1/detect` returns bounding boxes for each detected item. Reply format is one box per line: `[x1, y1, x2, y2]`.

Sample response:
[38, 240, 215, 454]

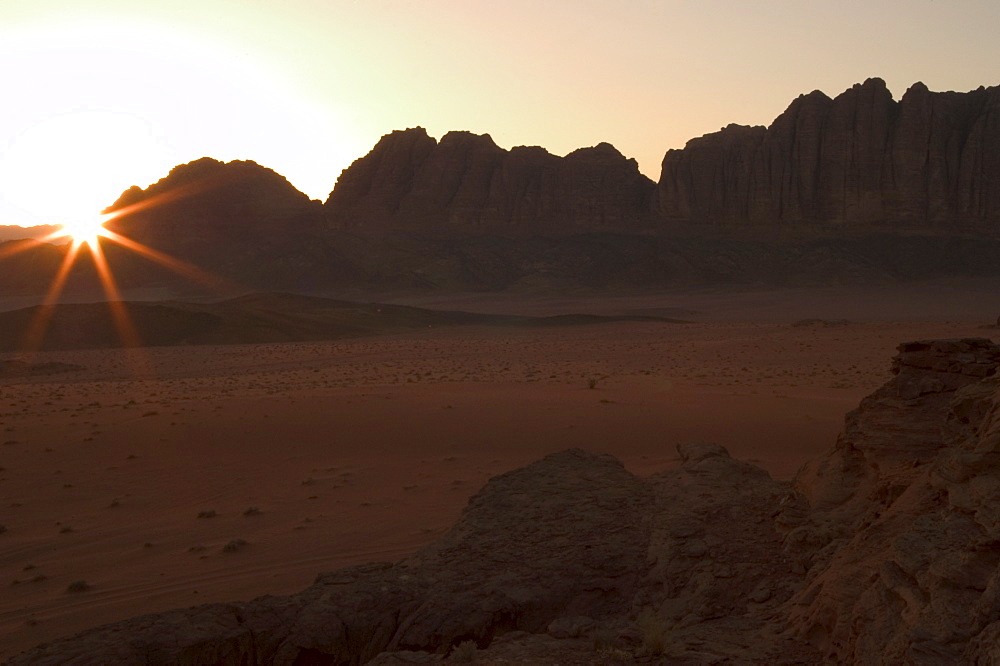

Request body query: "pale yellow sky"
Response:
[1, 0, 998, 226]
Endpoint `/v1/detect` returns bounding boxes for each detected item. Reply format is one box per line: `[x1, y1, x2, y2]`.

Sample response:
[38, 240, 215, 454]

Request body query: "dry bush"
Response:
[450, 639, 477, 662]
[638, 611, 672, 656]
[66, 580, 90, 593]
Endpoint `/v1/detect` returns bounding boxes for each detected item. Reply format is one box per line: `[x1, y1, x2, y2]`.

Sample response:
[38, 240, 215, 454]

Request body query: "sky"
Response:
[1, 0, 998, 228]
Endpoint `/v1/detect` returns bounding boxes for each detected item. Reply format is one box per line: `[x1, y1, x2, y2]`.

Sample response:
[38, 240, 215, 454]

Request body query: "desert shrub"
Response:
[450, 639, 477, 662]
[638, 611, 671, 656]
[222, 538, 248, 553]
[587, 377, 599, 389]
[243, 507, 262, 516]
[66, 580, 90, 593]
[591, 626, 616, 651]
[197, 510, 217, 519]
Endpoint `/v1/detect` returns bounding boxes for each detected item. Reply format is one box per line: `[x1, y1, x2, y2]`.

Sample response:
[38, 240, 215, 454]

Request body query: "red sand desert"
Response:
[0, 289, 993, 658]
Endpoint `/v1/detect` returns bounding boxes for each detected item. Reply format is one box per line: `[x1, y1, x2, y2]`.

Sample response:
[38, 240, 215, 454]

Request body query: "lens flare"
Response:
[56, 214, 112, 248]
[1, 179, 241, 372]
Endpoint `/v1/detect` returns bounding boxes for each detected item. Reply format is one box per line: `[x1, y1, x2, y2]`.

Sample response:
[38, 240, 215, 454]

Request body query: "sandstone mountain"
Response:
[658, 78, 1000, 231]
[103, 158, 345, 292]
[13, 337, 1000, 664]
[6, 80, 1000, 299]
[325, 128, 656, 235]
[93, 152, 1000, 294]
[329, 79, 1000, 235]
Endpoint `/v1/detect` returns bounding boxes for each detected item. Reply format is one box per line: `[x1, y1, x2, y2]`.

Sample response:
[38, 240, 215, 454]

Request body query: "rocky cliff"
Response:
[13, 338, 1000, 664]
[325, 128, 657, 235]
[8, 79, 998, 299]
[658, 78, 1000, 232]
[329, 80, 1000, 237]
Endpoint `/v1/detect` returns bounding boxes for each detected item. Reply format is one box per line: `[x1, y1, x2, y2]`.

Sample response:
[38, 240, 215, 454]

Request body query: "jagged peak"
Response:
[564, 141, 628, 162]
[902, 80, 930, 98]
[677, 123, 766, 153]
[836, 77, 895, 104]
[509, 144, 555, 158]
[439, 130, 500, 149]
[391, 126, 431, 138]
[106, 156, 311, 212]
[857, 77, 889, 90]
[800, 89, 834, 102]
[372, 126, 435, 148]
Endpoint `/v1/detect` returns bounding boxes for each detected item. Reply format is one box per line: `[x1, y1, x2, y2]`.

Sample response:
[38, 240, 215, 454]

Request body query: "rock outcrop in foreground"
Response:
[11, 338, 1000, 664]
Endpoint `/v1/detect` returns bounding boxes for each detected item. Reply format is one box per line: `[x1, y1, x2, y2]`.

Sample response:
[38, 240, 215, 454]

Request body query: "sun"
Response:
[57, 213, 112, 247]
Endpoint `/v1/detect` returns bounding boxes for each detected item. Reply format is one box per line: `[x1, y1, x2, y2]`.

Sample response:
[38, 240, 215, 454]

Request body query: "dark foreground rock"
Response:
[789, 338, 1000, 663]
[10, 338, 1000, 664]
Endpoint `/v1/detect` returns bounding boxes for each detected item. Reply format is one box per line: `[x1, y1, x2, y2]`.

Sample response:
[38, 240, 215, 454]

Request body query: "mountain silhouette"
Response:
[3, 80, 1000, 299]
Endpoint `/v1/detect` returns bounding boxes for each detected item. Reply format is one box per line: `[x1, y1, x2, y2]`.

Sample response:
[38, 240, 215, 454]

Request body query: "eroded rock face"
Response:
[658, 79, 1000, 232]
[787, 338, 1000, 663]
[325, 128, 657, 235]
[14, 338, 1000, 664]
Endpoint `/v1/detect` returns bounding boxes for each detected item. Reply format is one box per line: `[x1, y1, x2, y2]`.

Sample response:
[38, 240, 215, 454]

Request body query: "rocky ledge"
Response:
[9, 338, 1000, 664]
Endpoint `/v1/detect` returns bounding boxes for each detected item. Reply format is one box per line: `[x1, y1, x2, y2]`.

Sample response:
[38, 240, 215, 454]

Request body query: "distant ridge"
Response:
[325, 79, 1000, 235]
[0, 224, 60, 243]
[325, 128, 656, 235]
[5, 80, 1000, 298]
[658, 78, 1000, 231]
[0, 292, 685, 351]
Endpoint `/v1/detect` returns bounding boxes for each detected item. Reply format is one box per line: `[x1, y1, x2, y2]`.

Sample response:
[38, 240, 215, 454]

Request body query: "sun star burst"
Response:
[57, 213, 112, 248]
[2, 185, 237, 370]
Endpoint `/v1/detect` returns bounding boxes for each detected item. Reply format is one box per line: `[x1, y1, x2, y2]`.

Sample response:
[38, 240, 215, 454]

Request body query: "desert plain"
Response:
[0, 283, 997, 659]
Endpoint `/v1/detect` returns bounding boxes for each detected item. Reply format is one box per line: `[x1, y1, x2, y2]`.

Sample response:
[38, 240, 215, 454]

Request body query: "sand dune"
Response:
[0, 291, 685, 352]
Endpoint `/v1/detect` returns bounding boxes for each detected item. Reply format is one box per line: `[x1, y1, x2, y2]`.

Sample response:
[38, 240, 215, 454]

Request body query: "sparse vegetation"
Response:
[222, 538, 248, 553]
[587, 376, 599, 389]
[638, 611, 672, 656]
[66, 580, 90, 593]
[591, 626, 616, 652]
[450, 639, 477, 662]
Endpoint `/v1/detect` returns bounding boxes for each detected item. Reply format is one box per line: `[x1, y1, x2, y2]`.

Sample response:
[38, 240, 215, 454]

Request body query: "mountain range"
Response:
[4, 78, 1000, 298]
